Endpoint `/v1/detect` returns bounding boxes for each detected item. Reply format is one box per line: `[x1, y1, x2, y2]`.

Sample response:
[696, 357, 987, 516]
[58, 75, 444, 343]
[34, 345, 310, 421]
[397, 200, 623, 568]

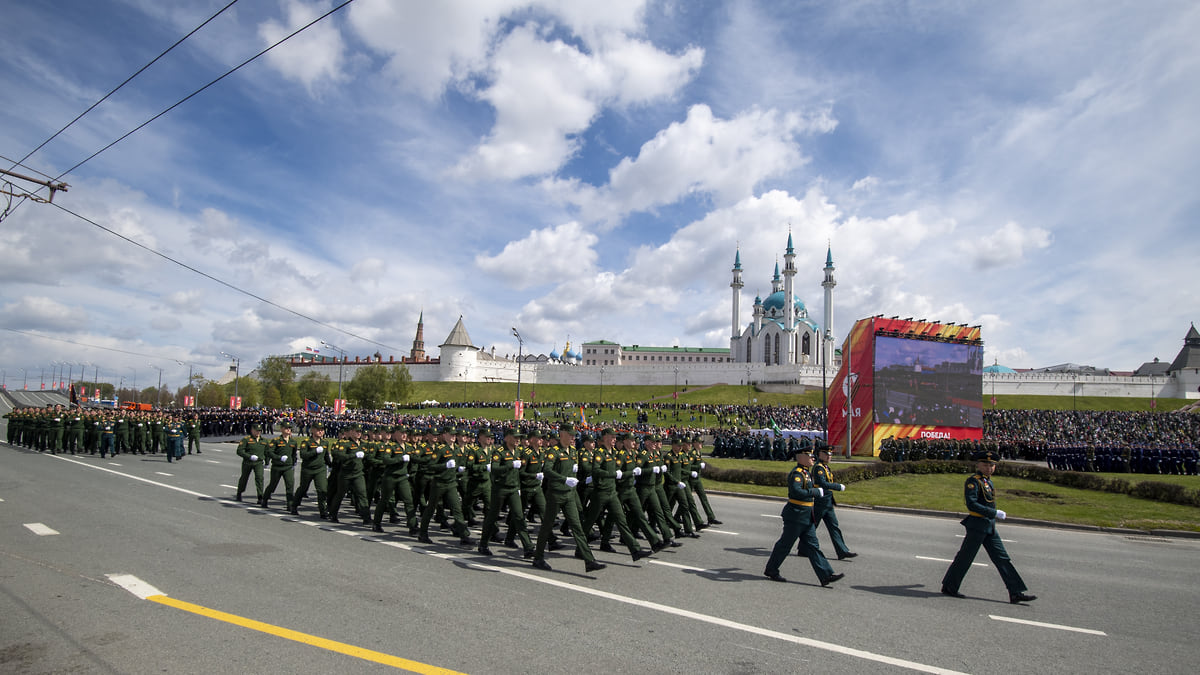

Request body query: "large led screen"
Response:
[873, 336, 983, 428]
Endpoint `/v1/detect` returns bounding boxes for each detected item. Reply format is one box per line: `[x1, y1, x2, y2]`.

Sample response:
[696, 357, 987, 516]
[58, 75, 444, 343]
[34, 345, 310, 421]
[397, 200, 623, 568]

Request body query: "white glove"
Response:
[815, 487, 824, 497]
[485, 464, 491, 472]
[565, 477, 579, 488]
[652, 466, 661, 474]
[837, 483, 846, 491]
[585, 476, 593, 485]
[572, 463, 579, 473]
[280, 455, 288, 463]
[315, 445, 324, 453]
[512, 460, 522, 469]
[250, 454, 259, 462]
[633, 467, 642, 476]
[677, 482, 686, 490]
[996, 509, 1007, 520]
[700, 462, 706, 469]
[690, 471, 698, 478]
[446, 459, 456, 469]
[661, 464, 668, 473]
[457, 465, 466, 472]
[402, 454, 410, 462]
[355, 451, 365, 459]
[536, 472, 544, 481]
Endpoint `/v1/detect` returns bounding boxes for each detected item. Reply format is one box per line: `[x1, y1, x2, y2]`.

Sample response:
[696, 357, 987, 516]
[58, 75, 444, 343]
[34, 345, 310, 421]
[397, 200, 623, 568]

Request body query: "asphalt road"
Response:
[2, 438, 1198, 674]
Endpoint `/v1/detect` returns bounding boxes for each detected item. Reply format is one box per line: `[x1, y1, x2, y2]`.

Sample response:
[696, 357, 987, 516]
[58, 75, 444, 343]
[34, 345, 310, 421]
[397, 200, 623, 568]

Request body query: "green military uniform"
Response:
[461, 432, 492, 525]
[580, 432, 651, 560]
[293, 424, 330, 517]
[809, 450, 854, 559]
[261, 424, 299, 510]
[479, 429, 534, 556]
[686, 435, 720, 525]
[533, 428, 602, 572]
[372, 428, 417, 532]
[329, 428, 370, 524]
[665, 437, 702, 535]
[65, 412, 84, 454]
[417, 428, 473, 545]
[186, 417, 202, 454]
[235, 425, 269, 501]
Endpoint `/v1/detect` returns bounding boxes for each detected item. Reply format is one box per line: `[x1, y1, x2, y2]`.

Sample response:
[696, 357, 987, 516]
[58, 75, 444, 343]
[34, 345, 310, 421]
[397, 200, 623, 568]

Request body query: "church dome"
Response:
[761, 290, 805, 316]
[550, 347, 561, 361]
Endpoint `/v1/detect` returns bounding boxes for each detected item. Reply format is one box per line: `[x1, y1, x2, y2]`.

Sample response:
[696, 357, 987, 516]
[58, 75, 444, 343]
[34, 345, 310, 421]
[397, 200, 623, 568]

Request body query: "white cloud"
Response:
[475, 221, 598, 289]
[350, 258, 386, 286]
[958, 221, 1052, 269]
[553, 104, 835, 227]
[0, 296, 88, 331]
[452, 24, 702, 180]
[259, 0, 349, 94]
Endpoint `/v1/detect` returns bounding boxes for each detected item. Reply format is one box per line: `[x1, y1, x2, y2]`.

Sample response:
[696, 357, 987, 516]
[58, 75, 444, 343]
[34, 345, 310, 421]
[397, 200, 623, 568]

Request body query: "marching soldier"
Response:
[293, 423, 330, 517]
[808, 447, 856, 560]
[329, 424, 371, 525]
[687, 434, 721, 526]
[532, 424, 604, 573]
[417, 427, 474, 546]
[941, 450, 1037, 604]
[763, 449, 843, 587]
[478, 429, 535, 557]
[580, 431, 653, 561]
[261, 421, 298, 510]
[235, 422, 268, 503]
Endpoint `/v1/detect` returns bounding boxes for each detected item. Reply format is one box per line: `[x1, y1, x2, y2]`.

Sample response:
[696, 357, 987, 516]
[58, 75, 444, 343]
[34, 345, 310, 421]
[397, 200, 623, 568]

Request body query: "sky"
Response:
[1, 0, 1197, 393]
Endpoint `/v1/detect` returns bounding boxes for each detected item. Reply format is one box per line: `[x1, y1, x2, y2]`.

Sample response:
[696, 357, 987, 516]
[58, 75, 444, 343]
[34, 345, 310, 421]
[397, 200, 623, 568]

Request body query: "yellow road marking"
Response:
[146, 594, 465, 674]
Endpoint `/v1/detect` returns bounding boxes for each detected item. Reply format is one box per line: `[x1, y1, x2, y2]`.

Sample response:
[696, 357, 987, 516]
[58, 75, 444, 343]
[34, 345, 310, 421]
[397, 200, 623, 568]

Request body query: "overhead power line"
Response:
[48, 199, 402, 353]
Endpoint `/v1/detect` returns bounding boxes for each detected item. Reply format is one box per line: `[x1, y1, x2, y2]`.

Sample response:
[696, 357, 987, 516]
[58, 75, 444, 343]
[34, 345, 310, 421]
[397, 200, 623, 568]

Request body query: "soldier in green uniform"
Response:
[606, 430, 672, 549]
[666, 434, 704, 535]
[808, 447, 856, 560]
[186, 414, 202, 454]
[371, 426, 409, 532]
[99, 415, 117, 457]
[65, 410, 84, 454]
[417, 427, 474, 545]
[635, 433, 676, 544]
[329, 424, 371, 525]
[686, 434, 721, 526]
[47, 406, 65, 454]
[941, 450, 1037, 604]
[261, 421, 298, 510]
[579, 431, 652, 561]
[532, 424, 604, 573]
[478, 429, 535, 557]
[461, 428, 493, 525]
[293, 422, 330, 518]
[763, 449, 843, 586]
[235, 422, 268, 502]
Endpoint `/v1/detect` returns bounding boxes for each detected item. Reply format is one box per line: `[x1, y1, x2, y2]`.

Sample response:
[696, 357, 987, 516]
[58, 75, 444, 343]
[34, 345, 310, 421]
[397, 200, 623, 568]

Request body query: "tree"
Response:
[257, 356, 294, 394]
[296, 371, 333, 406]
[389, 364, 414, 404]
[345, 364, 390, 410]
[263, 385, 282, 409]
[224, 376, 262, 408]
[197, 380, 225, 407]
[281, 382, 302, 409]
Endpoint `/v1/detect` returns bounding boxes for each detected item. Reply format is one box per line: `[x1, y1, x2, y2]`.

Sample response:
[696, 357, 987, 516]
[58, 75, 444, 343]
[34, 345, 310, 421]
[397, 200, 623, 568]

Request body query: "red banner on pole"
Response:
[514, 400, 524, 420]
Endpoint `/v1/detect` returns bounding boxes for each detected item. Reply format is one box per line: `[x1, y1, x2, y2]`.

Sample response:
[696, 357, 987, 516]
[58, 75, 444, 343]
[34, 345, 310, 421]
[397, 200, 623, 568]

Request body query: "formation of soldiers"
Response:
[1044, 443, 1198, 475]
[3, 405, 201, 461]
[234, 421, 722, 573]
[711, 430, 827, 460]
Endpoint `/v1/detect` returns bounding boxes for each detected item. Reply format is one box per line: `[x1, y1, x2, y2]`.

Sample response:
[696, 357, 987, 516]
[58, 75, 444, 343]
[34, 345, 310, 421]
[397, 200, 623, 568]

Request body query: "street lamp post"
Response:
[20, 368, 28, 390]
[319, 341, 346, 403]
[127, 366, 137, 402]
[176, 360, 194, 407]
[148, 363, 164, 409]
[599, 366, 605, 409]
[220, 352, 240, 407]
[510, 328, 524, 404]
[673, 367, 679, 420]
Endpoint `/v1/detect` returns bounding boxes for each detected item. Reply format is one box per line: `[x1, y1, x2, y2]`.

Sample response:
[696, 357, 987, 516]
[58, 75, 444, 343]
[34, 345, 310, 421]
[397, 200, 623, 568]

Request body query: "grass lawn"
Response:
[703, 472, 1200, 532]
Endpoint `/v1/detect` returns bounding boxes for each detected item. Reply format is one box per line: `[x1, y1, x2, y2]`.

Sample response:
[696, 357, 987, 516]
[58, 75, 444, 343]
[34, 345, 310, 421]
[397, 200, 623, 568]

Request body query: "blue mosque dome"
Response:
[761, 290, 806, 317]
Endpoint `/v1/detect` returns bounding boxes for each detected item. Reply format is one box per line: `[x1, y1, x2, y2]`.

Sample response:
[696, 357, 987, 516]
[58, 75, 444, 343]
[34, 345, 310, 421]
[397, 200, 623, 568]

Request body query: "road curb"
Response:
[706, 490, 1200, 539]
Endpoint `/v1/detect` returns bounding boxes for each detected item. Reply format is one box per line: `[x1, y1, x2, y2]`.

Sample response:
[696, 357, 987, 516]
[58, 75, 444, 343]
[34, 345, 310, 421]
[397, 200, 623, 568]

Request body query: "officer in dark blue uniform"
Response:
[941, 450, 1037, 604]
[763, 448, 843, 586]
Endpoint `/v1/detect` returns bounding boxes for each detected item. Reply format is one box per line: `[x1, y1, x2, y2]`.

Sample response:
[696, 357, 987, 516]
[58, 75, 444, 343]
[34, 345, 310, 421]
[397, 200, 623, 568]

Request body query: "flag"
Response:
[770, 418, 783, 437]
[579, 405, 587, 426]
[305, 399, 320, 413]
[70, 385, 78, 406]
[305, 346, 320, 354]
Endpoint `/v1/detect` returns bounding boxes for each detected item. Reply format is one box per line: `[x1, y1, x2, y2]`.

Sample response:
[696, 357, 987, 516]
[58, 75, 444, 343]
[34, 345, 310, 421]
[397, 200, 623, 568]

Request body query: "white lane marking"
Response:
[206, 460, 221, 464]
[990, 615, 1106, 636]
[958, 534, 1015, 543]
[703, 528, 739, 536]
[155, 472, 173, 477]
[649, 560, 708, 573]
[220, 484, 237, 490]
[24, 523, 60, 536]
[0, 497, 5, 502]
[108, 574, 165, 599]
[915, 555, 986, 567]
[109, 463, 122, 466]
[65, 452, 961, 674]
[51, 455, 209, 498]
[760, 514, 780, 518]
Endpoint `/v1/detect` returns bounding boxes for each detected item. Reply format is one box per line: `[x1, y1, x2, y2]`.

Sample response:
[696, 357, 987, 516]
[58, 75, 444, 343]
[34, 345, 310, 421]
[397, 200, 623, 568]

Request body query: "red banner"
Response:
[514, 400, 524, 420]
[229, 396, 242, 410]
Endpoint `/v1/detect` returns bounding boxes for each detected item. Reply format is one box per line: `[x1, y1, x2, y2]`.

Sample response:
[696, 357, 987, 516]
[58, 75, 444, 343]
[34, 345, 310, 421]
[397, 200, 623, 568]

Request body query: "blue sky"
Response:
[1, 0, 1197, 391]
